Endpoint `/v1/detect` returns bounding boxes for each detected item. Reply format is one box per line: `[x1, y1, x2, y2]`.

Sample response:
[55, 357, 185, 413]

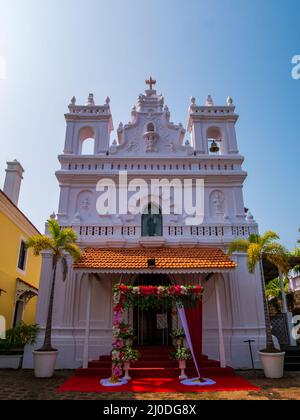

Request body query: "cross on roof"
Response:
[146, 76, 156, 91]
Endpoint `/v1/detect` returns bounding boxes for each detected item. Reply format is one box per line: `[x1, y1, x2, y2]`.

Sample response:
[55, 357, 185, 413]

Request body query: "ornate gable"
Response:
[109, 79, 193, 157]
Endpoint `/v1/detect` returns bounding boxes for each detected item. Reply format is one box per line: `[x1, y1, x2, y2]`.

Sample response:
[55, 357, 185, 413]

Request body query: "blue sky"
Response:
[0, 0, 299, 248]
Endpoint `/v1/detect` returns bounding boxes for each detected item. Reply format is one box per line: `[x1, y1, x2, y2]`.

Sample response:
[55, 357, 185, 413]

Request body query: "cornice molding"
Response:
[0, 191, 40, 237]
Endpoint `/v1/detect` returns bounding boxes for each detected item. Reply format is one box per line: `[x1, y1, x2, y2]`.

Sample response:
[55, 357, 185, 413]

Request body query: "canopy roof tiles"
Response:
[73, 247, 237, 274]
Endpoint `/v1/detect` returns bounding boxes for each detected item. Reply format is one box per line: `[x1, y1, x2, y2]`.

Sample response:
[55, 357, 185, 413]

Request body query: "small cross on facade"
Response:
[146, 76, 156, 90]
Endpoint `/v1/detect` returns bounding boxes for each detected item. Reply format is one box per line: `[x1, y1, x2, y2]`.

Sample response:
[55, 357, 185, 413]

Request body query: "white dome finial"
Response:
[246, 210, 254, 221]
[227, 96, 233, 106]
[205, 95, 214, 106]
[87, 93, 95, 106]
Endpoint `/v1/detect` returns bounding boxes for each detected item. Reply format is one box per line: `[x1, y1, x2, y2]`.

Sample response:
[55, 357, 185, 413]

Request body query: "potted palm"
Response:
[26, 218, 81, 378]
[229, 231, 290, 378]
[121, 347, 140, 380]
[170, 347, 191, 379]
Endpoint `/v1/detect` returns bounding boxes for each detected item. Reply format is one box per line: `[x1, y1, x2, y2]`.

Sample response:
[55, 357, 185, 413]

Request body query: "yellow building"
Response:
[0, 161, 41, 329]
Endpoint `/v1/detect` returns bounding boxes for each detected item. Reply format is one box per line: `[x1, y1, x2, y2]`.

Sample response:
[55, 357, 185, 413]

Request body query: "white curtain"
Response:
[177, 305, 201, 378]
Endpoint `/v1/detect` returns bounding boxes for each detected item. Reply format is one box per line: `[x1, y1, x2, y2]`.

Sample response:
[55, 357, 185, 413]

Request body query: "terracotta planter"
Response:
[259, 351, 285, 379]
[33, 350, 58, 378]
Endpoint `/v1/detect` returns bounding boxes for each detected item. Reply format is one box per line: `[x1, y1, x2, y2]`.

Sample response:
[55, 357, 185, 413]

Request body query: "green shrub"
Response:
[0, 322, 39, 351]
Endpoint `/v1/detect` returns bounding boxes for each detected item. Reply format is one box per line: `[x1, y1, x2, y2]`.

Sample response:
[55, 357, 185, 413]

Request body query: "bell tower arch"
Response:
[63, 94, 113, 155]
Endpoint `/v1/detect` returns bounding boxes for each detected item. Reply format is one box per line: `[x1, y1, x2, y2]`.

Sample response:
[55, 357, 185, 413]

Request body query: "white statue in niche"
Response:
[81, 197, 91, 212]
[211, 191, 225, 220]
[145, 136, 157, 152]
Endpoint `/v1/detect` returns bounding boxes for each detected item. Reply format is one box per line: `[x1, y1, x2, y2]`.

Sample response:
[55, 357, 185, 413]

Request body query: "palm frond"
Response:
[247, 243, 261, 273]
[62, 228, 77, 243]
[264, 243, 291, 274]
[25, 236, 56, 256]
[293, 247, 300, 257]
[63, 243, 82, 262]
[228, 239, 249, 255]
[260, 231, 280, 247]
[48, 219, 62, 240]
[248, 234, 260, 244]
[55, 228, 77, 248]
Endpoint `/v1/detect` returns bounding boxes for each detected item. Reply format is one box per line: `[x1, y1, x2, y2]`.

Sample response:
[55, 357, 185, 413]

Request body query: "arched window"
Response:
[147, 122, 155, 132]
[207, 127, 222, 155]
[81, 138, 95, 155]
[79, 126, 95, 155]
[142, 203, 163, 237]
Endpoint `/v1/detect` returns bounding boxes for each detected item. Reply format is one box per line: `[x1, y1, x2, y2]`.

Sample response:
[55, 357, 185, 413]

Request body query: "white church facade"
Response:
[24, 80, 266, 370]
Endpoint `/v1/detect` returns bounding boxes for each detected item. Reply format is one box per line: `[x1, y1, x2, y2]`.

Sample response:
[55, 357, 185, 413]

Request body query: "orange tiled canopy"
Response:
[73, 247, 236, 272]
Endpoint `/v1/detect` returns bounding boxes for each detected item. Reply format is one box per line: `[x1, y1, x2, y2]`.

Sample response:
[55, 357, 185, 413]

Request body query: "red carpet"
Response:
[57, 375, 260, 394]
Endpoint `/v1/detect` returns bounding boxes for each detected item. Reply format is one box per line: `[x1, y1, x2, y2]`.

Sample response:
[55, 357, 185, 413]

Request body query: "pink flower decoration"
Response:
[112, 364, 123, 378]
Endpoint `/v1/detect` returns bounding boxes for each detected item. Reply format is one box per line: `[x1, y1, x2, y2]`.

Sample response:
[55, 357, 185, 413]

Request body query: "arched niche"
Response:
[146, 122, 155, 133]
[76, 190, 94, 220]
[79, 126, 96, 155]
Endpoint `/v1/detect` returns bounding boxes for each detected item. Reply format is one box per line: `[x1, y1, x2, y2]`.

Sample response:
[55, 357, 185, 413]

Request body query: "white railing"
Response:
[59, 159, 241, 173]
[75, 223, 257, 242]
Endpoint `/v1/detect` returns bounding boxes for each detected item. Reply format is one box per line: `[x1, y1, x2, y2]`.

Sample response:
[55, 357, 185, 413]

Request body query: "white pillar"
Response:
[278, 271, 288, 314]
[83, 274, 92, 369]
[215, 274, 226, 368]
[279, 270, 297, 347]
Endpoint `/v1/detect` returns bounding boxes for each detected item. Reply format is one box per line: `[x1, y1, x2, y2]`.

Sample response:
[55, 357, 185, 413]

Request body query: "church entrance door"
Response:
[133, 275, 173, 347]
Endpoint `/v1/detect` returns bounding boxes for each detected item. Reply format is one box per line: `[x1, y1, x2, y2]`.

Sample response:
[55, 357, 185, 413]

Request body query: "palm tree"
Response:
[228, 231, 290, 352]
[26, 219, 81, 352]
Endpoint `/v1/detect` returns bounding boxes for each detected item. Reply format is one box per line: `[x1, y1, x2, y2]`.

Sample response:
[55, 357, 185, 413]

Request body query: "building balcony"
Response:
[67, 223, 258, 247]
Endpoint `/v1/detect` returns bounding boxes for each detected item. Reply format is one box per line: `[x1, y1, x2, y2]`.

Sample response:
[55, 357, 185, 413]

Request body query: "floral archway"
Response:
[111, 284, 204, 383]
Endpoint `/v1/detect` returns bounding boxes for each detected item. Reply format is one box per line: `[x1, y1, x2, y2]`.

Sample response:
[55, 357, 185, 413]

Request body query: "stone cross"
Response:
[146, 76, 156, 90]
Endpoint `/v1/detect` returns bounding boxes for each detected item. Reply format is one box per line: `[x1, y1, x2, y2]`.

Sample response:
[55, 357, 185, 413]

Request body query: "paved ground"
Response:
[0, 370, 299, 400]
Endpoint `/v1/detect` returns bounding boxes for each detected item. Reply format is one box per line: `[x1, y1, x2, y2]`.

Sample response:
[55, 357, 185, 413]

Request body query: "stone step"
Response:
[284, 349, 300, 370]
[89, 359, 220, 369]
[76, 366, 235, 378]
[284, 362, 300, 371]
